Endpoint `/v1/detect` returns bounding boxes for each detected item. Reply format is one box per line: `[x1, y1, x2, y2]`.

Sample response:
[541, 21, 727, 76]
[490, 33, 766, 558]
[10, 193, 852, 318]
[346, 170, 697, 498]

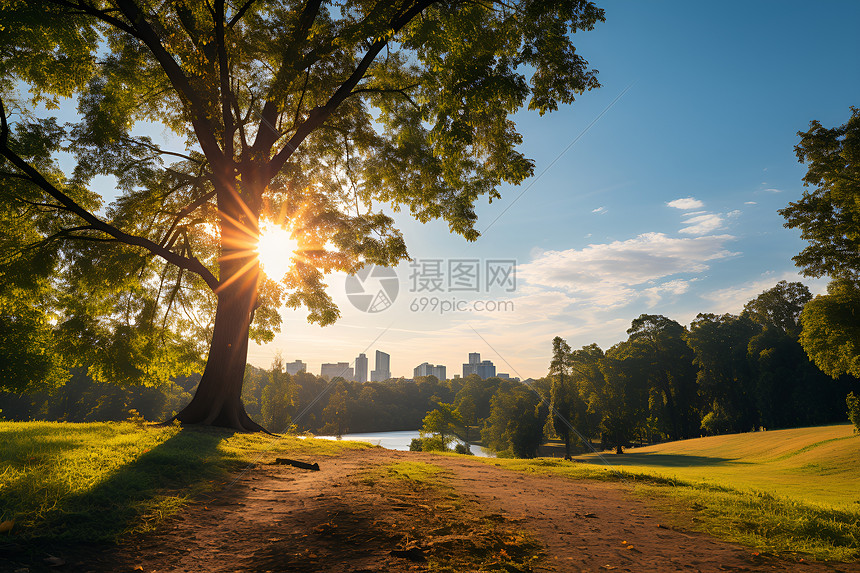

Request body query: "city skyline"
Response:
[281, 350, 509, 381]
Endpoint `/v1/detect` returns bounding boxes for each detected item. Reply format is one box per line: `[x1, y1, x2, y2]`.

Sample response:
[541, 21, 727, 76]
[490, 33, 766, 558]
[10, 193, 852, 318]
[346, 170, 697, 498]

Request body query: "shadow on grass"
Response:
[2, 426, 246, 563]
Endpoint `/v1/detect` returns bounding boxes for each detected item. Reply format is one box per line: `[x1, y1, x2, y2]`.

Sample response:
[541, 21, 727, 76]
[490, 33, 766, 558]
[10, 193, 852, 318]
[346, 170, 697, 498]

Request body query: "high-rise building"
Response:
[463, 352, 496, 379]
[414, 362, 446, 380]
[321, 362, 353, 381]
[371, 350, 391, 382]
[354, 353, 368, 383]
[285, 360, 306, 376]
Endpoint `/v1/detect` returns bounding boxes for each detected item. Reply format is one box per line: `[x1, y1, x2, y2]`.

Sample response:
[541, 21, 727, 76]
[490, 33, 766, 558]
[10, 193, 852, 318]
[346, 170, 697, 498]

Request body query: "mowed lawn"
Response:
[576, 424, 859, 509]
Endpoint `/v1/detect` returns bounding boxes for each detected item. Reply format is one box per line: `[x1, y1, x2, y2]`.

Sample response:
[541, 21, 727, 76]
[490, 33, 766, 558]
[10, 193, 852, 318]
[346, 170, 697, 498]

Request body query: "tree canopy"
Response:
[781, 108, 860, 382]
[780, 107, 860, 280]
[0, 1, 604, 429]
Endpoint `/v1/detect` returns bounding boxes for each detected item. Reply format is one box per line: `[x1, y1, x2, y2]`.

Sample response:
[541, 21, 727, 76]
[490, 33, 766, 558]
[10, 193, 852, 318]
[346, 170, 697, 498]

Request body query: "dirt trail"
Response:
[428, 453, 856, 572]
[9, 448, 858, 573]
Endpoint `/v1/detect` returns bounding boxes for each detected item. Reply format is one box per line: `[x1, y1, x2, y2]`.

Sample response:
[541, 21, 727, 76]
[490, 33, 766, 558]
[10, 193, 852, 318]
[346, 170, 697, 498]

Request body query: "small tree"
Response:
[454, 394, 477, 453]
[260, 354, 293, 432]
[419, 402, 462, 451]
[847, 392, 860, 433]
[320, 381, 350, 437]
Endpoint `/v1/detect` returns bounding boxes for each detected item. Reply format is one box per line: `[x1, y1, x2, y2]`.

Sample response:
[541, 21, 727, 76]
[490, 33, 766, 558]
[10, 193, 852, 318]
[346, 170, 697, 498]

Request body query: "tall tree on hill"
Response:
[685, 313, 759, 434]
[780, 108, 860, 383]
[740, 281, 834, 428]
[625, 315, 698, 440]
[548, 335, 583, 458]
[0, 1, 605, 430]
[598, 342, 648, 453]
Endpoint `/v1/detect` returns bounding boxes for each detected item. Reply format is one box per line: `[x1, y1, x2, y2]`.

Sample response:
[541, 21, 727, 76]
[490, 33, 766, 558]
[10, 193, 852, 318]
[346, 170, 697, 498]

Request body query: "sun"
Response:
[255, 222, 298, 280]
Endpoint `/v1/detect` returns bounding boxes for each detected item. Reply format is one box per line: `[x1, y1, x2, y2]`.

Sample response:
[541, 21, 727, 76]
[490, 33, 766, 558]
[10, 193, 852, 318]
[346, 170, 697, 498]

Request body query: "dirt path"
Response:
[14, 448, 858, 573]
[427, 453, 856, 572]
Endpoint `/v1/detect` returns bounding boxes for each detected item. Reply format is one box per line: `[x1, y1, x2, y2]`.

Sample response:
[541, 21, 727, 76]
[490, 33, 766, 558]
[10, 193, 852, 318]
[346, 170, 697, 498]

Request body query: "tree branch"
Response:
[251, 0, 324, 155]
[228, 0, 256, 28]
[111, 0, 225, 166]
[214, 0, 234, 160]
[158, 188, 217, 248]
[0, 110, 220, 291]
[267, 0, 436, 179]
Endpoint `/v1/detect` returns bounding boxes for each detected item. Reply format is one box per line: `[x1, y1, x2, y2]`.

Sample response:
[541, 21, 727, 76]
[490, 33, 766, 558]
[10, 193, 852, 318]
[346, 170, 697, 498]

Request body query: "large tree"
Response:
[780, 109, 860, 381]
[624, 314, 698, 440]
[780, 107, 860, 281]
[548, 335, 580, 458]
[0, 1, 605, 429]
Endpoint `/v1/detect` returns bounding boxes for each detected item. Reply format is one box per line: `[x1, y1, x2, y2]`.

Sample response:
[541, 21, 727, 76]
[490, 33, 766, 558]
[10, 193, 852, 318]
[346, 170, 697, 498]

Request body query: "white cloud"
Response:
[643, 278, 694, 306]
[763, 188, 782, 193]
[592, 206, 607, 214]
[667, 197, 705, 210]
[700, 272, 829, 315]
[679, 213, 725, 235]
[744, 201, 757, 205]
[519, 233, 736, 308]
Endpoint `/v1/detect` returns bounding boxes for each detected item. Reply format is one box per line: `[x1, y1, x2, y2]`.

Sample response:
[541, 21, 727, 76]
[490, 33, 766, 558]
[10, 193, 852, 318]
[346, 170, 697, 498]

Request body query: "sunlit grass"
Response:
[0, 421, 369, 544]
[484, 424, 860, 561]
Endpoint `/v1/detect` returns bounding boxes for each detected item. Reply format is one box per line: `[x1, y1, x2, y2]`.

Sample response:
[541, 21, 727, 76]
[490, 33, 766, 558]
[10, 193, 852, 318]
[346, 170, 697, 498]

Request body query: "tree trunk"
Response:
[563, 430, 571, 460]
[175, 275, 266, 431]
[175, 177, 266, 432]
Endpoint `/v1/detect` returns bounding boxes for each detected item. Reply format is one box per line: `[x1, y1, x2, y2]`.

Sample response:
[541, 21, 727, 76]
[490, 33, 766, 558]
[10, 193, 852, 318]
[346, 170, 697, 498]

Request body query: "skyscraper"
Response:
[413, 362, 446, 380]
[371, 350, 391, 382]
[285, 360, 307, 376]
[463, 352, 496, 379]
[355, 353, 368, 383]
[321, 362, 353, 381]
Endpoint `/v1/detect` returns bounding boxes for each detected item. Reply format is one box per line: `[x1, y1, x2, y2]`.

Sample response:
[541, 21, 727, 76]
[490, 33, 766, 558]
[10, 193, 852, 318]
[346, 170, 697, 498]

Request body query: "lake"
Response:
[314, 429, 495, 457]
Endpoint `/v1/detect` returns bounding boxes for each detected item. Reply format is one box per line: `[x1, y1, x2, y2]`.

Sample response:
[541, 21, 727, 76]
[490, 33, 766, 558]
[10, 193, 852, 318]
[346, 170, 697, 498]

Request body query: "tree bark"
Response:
[175, 176, 267, 432]
[175, 275, 266, 431]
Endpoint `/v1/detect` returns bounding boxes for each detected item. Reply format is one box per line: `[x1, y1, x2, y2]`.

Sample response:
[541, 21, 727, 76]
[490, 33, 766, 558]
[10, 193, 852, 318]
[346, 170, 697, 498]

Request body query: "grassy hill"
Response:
[574, 424, 859, 509]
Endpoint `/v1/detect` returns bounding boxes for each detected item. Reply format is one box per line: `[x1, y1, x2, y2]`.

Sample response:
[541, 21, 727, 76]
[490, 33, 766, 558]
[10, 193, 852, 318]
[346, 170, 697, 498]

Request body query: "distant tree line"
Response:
[487, 280, 857, 458]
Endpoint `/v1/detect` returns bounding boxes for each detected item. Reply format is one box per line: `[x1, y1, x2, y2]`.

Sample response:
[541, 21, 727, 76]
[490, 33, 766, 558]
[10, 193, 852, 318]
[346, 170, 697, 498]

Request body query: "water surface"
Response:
[315, 429, 494, 457]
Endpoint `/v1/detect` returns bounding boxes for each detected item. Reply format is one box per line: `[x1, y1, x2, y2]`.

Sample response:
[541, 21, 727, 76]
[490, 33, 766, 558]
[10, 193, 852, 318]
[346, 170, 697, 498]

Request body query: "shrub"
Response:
[847, 392, 860, 433]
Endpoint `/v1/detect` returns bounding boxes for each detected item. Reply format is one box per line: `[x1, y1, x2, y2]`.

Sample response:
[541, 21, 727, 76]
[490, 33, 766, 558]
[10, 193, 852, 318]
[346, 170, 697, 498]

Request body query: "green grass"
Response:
[0, 420, 369, 547]
[485, 424, 860, 562]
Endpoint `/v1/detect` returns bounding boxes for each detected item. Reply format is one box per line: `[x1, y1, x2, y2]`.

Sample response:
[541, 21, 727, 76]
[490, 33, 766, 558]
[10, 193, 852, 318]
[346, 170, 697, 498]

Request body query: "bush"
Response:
[701, 401, 736, 436]
[409, 436, 449, 452]
[847, 392, 860, 433]
[454, 443, 473, 455]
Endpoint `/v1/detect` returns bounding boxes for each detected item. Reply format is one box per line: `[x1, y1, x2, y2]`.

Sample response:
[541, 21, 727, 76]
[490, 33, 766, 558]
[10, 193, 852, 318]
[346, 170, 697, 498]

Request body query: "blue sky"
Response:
[252, 0, 860, 379]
